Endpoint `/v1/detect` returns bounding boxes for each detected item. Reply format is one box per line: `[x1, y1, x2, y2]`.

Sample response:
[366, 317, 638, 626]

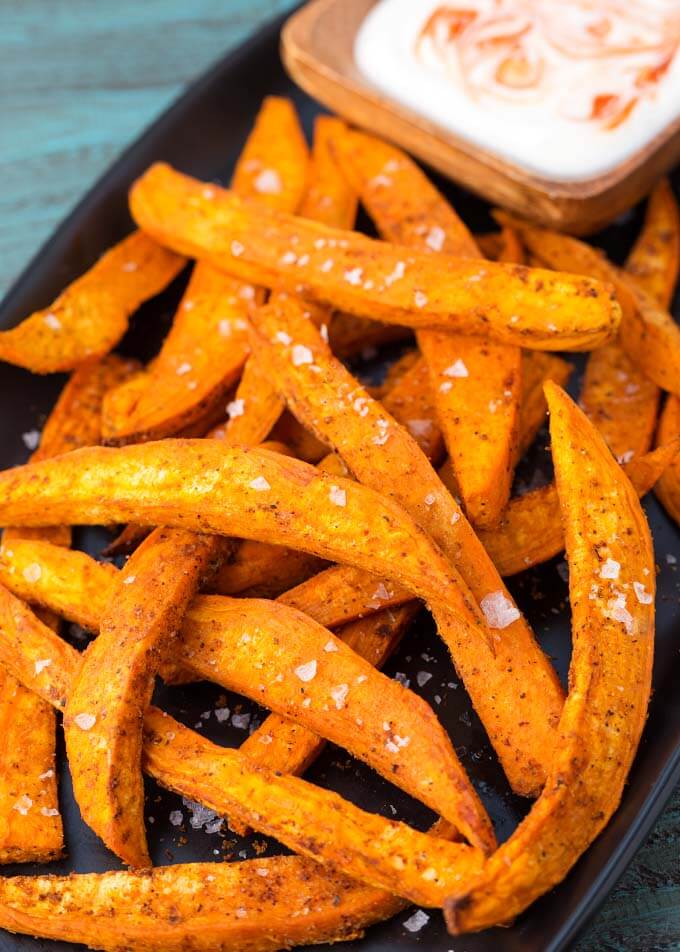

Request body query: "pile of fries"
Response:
[0, 96, 677, 951]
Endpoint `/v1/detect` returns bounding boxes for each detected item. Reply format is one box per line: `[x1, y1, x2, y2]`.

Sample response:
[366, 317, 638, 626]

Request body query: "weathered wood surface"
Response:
[0, 2, 677, 949]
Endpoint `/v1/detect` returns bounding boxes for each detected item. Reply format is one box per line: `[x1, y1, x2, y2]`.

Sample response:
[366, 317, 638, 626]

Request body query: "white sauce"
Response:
[355, 0, 680, 181]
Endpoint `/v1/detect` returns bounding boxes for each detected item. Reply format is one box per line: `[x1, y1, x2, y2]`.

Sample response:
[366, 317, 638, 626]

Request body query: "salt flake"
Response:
[480, 592, 520, 629]
[74, 713, 96, 731]
[22, 563, 42, 583]
[295, 660, 317, 682]
[403, 910, 430, 933]
[254, 168, 282, 194]
[329, 485, 347, 507]
[600, 558, 621, 580]
[633, 581, 653, 605]
[443, 359, 468, 378]
[227, 399, 245, 419]
[291, 344, 314, 366]
[249, 476, 271, 491]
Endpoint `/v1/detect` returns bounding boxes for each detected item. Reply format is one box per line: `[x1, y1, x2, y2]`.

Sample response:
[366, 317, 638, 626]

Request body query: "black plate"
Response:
[0, 8, 679, 952]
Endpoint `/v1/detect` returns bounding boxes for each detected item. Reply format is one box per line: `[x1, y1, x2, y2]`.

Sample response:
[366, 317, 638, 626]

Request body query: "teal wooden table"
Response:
[1, 2, 678, 948]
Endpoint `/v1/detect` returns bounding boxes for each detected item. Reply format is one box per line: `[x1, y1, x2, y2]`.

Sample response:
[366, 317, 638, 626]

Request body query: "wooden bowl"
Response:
[282, 0, 680, 234]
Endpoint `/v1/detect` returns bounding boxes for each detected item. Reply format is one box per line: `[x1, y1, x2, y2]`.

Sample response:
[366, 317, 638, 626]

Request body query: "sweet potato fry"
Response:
[0, 355, 137, 863]
[0, 440, 485, 630]
[0, 232, 184, 373]
[0, 542, 412, 638]
[655, 396, 680, 525]
[497, 212, 665, 459]
[0, 545, 493, 851]
[0, 586, 485, 901]
[497, 211, 680, 394]
[625, 178, 680, 308]
[130, 163, 621, 350]
[249, 296, 563, 795]
[0, 438, 563, 794]
[5, 354, 139, 549]
[445, 383, 655, 933]
[579, 343, 660, 460]
[479, 440, 680, 576]
[0, 858, 406, 952]
[225, 115, 357, 449]
[239, 602, 419, 778]
[333, 128, 521, 527]
[64, 528, 222, 867]
[328, 312, 412, 358]
[517, 352, 573, 459]
[379, 355, 444, 462]
[213, 539, 326, 598]
[0, 669, 61, 863]
[101, 98, 308, 445]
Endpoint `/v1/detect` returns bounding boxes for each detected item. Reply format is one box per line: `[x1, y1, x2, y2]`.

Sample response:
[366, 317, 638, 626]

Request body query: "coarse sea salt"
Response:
[443, 359, 468, 378]
[22, 429, 41, 451]
[13, 795, 33, 815]
[329, 485, 347, 507]
[633, 581, 653, 604]
[330, 683, 349, 709]
[426, 226, 446, 251]
[600, 558, 621, 579]
[291, 344, 314, 366]
[480, 592, 520, 629]
[22, 563, 42, 583]
[227, 399, 245, 419]
[43, 313, 62, 331]
[73, 713, 96, 731]
[34, 659, 51, 675]
[275, 330, 292, 345]
[324, 639, 338, 653]
[403, 909, 430, 933]
[249, 476, 271, 491]
[254, 168, 282, 195]
[295, 660, 317, 682]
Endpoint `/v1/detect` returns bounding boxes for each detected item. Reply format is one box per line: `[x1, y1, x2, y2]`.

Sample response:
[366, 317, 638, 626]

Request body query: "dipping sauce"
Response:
[355, 0, 680, 181]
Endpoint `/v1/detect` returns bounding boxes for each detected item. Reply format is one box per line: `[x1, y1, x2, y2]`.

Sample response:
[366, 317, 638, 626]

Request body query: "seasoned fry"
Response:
[0, 542, 412, 638]
[0, 232, 184, 373]
[328, 313, 412, 358]
[225, 116, 357, 448]
[5, 354, 139, 548]
[579, 344, 660, 460]
[213, 539, 326, 598]
[517, 352, 573, 459]
[446, 383, 655, 933]
[1, 355, 137, 863]
[479, 440, 679, 576]
[0, 858, 405, 952]
[238, 602, 419, 779]
[64, 529, 222, 867]
[130, 163, 621, 351]
[0, 423, 561, 794]
[102, 98, 308, 445]
[380, 355, 444, 462]
[0, 669, 61, 863]
[498, 211, 680, 394]
[0, 440, 485, 631]
[333, 128, 521, 527]
[0, 546, 493, 851]
[655, 396, 680, 525]
[0, 586, 485, 901]
[249, 296, 563, 795]
[626, 178, 680, 308]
